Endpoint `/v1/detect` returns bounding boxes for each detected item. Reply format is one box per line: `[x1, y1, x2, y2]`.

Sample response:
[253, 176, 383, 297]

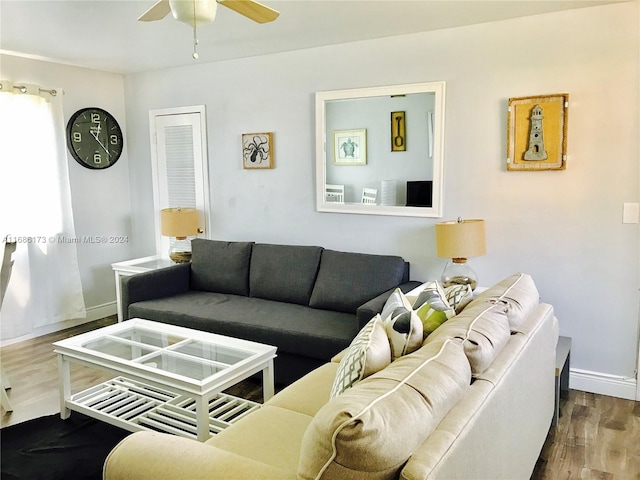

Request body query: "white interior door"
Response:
[149, 106, 210, 257]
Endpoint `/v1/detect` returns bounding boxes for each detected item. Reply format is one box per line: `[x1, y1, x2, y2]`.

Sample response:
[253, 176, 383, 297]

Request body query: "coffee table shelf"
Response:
[69, 376, 261, 439]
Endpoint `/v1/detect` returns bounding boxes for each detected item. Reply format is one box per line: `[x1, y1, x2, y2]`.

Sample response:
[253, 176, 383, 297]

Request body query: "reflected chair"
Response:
[325, 184, 344, 203]
[361, 188, 377, 205]
[1, 240, 16, 412]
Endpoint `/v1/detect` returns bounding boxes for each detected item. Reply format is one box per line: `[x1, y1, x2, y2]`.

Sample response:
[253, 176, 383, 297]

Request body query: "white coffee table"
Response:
[53, 318, 277, 441]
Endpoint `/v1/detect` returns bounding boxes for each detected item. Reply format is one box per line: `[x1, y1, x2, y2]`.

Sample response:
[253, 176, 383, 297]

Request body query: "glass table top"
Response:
[79, 326, 254, 381]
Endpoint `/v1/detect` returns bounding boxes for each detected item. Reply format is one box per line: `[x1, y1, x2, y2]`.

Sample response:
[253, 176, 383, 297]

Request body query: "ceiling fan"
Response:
[138, 0, 280, 58]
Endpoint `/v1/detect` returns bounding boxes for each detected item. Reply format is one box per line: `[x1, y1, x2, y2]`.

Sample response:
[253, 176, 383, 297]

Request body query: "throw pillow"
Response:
[330, 315, 391, 398]
[381, 288, 423, 359]
[413, 281, 456, 337]
[444, 284, 474, 314]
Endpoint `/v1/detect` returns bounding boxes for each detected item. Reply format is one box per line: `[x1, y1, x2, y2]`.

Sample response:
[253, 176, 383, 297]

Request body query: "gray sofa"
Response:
[122, 239, 419, 384]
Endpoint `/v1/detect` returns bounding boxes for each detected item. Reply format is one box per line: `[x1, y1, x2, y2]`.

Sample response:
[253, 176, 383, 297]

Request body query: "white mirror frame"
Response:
[315, 81, 445, 217]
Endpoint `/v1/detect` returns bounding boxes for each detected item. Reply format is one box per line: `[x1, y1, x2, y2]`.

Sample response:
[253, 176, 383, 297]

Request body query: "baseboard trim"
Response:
[84, 302, 117, 322]
[570, 368, 638, 401]
[0, 302, 117, 348]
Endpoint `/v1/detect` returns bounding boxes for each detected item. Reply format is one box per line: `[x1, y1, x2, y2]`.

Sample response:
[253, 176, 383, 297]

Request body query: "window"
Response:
[0, 85, 86, 340]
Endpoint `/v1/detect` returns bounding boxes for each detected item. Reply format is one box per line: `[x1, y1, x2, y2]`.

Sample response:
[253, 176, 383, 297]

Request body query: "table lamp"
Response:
[161, 207, 199, 263]
[435, 218, 486, 291]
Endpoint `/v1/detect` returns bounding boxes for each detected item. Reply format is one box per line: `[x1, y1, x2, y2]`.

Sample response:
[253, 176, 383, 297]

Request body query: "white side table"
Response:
[111, 255, 175, 322]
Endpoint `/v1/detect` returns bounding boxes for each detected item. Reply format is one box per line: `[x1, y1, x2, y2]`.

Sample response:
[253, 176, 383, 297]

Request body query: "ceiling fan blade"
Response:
[218, 0, 279, 24]
[138, 0, 172, 21]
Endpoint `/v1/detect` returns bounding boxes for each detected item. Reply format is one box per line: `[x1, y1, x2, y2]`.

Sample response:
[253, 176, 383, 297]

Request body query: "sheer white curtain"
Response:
[0, 87, 86, 341]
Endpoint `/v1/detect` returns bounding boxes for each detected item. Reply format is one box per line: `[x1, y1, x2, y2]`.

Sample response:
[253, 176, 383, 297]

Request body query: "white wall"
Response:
[3, 3, 633, 394]
[124, 2, 639, 397]
[1, 55, 132, 318]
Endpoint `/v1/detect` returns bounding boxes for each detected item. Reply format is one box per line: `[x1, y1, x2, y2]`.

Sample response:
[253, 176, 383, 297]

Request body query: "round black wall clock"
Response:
[66, 107, 123, 169]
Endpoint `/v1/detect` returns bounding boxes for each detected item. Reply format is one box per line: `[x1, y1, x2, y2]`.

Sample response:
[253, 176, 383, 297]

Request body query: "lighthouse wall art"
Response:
[506, 93, 569, 171]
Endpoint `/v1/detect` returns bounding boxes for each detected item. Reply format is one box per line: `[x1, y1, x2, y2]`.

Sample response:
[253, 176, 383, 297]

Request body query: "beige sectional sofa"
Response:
[104, 273, 558, 480]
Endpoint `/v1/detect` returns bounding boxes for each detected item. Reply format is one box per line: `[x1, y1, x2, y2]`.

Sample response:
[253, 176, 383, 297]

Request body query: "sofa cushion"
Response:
[206, 405, 311, 475]
[103, 430, 292, 480]
[128, 291, 358, 362]
[298, 338, 471, 480]
[309, 250, 407, 314]
[267, 362, 339, 417]
[473, 272, 540, 330]
[381, 289, 423, 359]
[424, 301, 511, 375]
[330, 315, 391, 398]
[250, 244, 322, 305]
[190, 239, 253, 296]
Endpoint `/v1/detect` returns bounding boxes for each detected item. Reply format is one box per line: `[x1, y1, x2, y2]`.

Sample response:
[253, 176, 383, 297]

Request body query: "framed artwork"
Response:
[391, 111, 406, 151]
[333, 129, 367, 166]
[507, 93, 568, 171]
[242, 132, 274, 169]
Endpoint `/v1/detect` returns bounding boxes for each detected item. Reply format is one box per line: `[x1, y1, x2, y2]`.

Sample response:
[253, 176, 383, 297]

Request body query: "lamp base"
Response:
[441, 259, 478, 291]
[169, 251, 192, 263]
[442, 275, 477, 291]
[169, 237, 192, 264]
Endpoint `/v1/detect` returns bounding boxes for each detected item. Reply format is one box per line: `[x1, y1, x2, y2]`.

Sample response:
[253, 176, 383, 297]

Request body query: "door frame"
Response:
[149, 105, 211, 257]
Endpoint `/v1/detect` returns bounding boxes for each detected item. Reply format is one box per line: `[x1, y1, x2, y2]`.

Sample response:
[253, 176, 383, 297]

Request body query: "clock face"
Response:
[66, 108, 123, 169]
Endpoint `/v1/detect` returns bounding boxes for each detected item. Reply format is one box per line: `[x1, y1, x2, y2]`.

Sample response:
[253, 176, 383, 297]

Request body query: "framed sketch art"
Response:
[242, 132, 274, 169]
[333, 129, 367, 166]
[507, 94, 568, 171]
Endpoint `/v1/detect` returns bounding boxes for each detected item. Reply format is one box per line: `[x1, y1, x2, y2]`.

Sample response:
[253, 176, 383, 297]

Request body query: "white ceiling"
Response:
[0, 0, 624, 75]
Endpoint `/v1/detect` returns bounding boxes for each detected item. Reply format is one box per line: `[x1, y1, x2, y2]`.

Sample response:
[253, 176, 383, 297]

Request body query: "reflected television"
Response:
[406, 181, 433, 207]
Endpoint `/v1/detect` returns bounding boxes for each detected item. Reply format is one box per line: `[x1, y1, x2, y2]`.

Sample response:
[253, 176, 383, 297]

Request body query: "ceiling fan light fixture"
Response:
[137, 0, 279, 60]
[169, 0, 217, 27]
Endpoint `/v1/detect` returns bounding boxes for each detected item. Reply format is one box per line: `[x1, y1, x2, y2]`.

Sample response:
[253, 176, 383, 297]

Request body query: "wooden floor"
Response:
[0, 316, 264, 428]
[1, 319, 639, 479]
[1, 316, 120, 428]
[531, 390, 640, 480]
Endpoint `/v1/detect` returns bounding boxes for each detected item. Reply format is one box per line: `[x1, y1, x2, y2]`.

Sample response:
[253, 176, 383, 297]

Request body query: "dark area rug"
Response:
[1, 413, 130, 480]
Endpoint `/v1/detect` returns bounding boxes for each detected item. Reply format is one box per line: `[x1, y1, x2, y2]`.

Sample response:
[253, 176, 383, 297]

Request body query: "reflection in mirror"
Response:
[316, 82, 445, 217]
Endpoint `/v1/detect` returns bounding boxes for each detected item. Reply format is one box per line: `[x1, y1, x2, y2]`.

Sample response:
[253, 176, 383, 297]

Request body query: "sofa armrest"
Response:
[121, 263, 191, 320]
[355, 280, 423, 329]
[103, 431, 291, 480]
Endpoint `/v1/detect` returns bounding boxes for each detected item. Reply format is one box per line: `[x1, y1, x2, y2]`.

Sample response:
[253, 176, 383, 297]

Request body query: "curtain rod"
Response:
[0, 81, 58, 96]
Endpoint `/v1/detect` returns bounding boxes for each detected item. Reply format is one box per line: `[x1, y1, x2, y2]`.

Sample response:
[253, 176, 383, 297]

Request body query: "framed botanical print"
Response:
[333, 129, 367, 166]
[242, 132, 274, 169]
[507, 94, 568, 171]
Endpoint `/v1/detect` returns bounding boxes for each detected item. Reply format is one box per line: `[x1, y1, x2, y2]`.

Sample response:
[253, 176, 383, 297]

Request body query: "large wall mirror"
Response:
[315, 81, 445, 217]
